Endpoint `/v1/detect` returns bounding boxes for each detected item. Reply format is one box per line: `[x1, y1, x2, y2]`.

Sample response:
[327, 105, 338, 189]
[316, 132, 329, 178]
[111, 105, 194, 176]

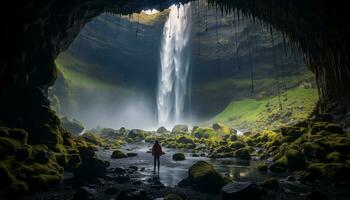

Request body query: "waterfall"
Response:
[157, 3, 192, 127]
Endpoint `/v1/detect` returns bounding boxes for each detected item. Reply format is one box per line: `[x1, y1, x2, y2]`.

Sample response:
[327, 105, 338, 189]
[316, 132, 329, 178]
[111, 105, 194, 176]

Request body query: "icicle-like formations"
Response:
[157, 3, 192, 127]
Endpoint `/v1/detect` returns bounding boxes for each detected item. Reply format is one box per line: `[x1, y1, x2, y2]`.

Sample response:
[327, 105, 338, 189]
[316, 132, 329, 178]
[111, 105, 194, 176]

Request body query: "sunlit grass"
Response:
[211, 87, 318, 131]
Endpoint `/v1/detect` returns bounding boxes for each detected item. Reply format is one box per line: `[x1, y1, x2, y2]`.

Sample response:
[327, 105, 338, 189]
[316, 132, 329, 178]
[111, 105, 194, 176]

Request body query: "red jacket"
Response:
[152, 143, 162, 156]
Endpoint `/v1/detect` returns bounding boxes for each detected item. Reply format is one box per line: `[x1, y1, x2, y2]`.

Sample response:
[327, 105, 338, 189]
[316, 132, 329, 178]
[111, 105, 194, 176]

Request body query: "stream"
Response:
[97, 142, 287, 187]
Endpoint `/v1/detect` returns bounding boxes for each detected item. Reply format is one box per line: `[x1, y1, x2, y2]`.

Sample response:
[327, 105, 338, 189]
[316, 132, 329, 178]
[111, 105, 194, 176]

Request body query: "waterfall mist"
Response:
[157, 3, 192, 128]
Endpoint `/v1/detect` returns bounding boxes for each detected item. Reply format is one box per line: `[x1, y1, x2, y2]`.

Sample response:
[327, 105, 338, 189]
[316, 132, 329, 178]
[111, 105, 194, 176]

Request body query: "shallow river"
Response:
[97, 142, 286, 187]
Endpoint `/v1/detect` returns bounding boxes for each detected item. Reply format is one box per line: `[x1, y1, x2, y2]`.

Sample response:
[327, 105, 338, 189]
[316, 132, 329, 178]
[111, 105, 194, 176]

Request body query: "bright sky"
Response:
[142, 9, 160, 15]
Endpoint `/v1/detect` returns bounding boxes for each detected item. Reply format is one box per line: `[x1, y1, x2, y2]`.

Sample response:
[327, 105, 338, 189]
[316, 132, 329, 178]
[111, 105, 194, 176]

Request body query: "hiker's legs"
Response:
[157, 155, 160, 171]
[154, 155, 156, 171]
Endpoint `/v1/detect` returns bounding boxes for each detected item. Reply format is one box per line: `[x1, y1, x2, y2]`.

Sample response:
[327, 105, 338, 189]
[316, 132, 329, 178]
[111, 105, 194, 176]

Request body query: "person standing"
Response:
[152, 140, 162, 172]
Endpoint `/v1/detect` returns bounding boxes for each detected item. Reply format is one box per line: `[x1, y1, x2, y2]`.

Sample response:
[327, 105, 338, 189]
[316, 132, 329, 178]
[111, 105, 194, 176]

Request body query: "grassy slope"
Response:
[55, 52, 130, 93]
[211, 87, 318, 132]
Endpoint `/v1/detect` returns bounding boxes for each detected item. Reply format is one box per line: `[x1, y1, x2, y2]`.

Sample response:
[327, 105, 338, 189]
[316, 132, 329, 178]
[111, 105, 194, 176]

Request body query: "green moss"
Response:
[260, 178, 280, 190]
[0, 163, 16, 187]
[307, 163, 350, 181]
[257, 163, 268, 172]
[15, 146, 32, 161]
[211, 88, 317, 131]
[188, 161, 230, 194]
[67, 154, 81, 170]
[212, 123, 231, 134]
[6, 181, 29, 195]
[172, 153, 186, 161]
[277, 149, 306, 171]
[0, 137, 21, 155]
[192, 127, 217, 139]
[326, 152, 343, 163]
[27, 174, 61, 188]
[301, 142, 326, 161]
[229, 141, 246, 150]
[234, 148, 251, 160]
[9, 128, 28, 144]
[111, 150, 127, 159]
[81, 131, 105, 146]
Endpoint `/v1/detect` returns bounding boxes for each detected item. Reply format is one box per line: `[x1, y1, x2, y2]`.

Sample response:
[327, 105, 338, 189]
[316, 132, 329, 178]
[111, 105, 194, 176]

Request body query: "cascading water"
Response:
[157, 3, 192, 128]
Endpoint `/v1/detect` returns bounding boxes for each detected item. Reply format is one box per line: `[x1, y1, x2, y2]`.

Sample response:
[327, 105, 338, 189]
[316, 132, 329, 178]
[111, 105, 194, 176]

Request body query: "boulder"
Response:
[104, 187, 118, 195]
[257, 164, 268, 172]
[114, 167, 126, 174]
[212, 123, 230, 134]
[67, 154, 81, 170]
[165, 194, 183, 200]
[221, 181, 264, 200]
[127, 129, 138, 139]
[234, 148, 251, 160]
[188, 161, 229, 194]
[116, 189, 149, 200]
[259, 178, 280, 190]
[172, 125, 188, 134]
[73, 158, 109, 181]
[127, 152, 138, 157]
[172, 153, 186, 161]
[115, 175, 131, 183]
[81, 132, 103, 146]
[73, 187, 96, 200]
[60, 117, 84, 135]
[111, 150, 127, 159]
[307, 163, 350, 181]
[78, 146, 95, 161]
[157, 126, 168, 133]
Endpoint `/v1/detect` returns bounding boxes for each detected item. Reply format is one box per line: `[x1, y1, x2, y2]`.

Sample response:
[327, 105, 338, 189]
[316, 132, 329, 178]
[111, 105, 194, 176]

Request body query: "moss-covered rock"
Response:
[234, 148, 251, 160]
[15, 146, 32, 161]
[229, 141, 246, 150]
[172, 153, 186, 161]
[188, 161, 230, 194]
[192, 127, 216, 139]
[67, 154, 81, 170]
[260, 178, 280, 190]
[326, 152, 343, 163]
[111, 150, 127, 159]
[27, 174, 62, 188]
[81, 131, 104, 146]
[307, 163, 350, 181]
[277, 149, 306, 171]
[157, 126, 169, 134]
[257, 163, 268, 172]
[212, 123, 231, 134]
[73, 157, 109, 182]
[228, 134, 238, 141]
[172, 124, 188, 134]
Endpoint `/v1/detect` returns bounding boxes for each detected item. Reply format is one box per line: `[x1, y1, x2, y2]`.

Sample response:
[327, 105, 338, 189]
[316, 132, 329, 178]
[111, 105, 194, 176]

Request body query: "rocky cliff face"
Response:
[53, 3, 311, 123]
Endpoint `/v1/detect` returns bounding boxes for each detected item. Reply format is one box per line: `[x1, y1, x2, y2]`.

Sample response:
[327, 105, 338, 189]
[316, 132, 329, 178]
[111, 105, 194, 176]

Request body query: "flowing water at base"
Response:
[97, 143, 287, 187]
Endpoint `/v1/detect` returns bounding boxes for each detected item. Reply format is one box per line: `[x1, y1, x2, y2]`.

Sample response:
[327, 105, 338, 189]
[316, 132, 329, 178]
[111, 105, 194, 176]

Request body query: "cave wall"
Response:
[210, 0, 350, 122]
[1, 0, 350, 142]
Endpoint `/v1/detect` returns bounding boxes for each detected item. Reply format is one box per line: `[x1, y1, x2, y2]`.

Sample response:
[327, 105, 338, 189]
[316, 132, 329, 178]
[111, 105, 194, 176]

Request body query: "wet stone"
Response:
[115, 175, 130, 183]
[104, 187, 118, 195]
[73, 187, 96, 200]
[116, 189, 150, 200]
[221, 181, 264, 200]
[114, 167, 126, 174]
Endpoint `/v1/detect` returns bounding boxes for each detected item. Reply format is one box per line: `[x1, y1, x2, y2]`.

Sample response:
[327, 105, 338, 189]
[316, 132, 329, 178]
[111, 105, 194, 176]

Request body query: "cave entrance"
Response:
[51, 1, 317, 133]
